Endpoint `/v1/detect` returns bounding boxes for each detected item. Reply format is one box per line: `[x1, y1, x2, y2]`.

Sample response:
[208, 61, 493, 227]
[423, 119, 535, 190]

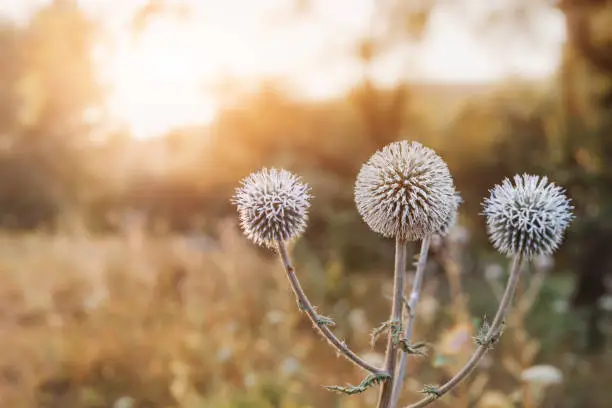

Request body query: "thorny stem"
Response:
[377, 237, 407, 408]
[276, 241, 385, 375]
[404, 255, 524, 408]
[390, 236, 431, 407]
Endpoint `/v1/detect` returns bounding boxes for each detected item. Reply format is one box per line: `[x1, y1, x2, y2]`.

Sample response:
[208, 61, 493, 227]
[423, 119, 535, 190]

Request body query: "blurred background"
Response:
[0, 0, 610, 407]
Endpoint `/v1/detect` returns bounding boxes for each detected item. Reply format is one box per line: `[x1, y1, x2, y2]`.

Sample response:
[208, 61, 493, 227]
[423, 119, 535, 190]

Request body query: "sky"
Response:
[1, 0, 566, 139]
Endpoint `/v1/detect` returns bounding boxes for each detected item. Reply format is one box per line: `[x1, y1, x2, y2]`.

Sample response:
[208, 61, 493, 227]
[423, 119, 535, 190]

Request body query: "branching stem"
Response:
[376, 237, 408, 408]
[276, 241, 385, 375]
[390, 235, 431, 407]
[403, 255, 524, 408]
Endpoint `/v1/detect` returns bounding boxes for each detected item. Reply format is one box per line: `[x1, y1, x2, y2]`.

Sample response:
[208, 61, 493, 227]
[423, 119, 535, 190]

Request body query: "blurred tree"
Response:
[348, 0, 432, 152]
[439, 0, 612, 352]
[557, 0, 612, 352]
[0, 0, 104, 227]
[0, 20, 19, 140]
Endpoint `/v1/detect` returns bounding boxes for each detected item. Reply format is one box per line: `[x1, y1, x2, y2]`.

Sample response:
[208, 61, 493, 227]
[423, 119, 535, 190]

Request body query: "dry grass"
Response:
[0, 221, 607, 408]
[0, 221, 373, 408]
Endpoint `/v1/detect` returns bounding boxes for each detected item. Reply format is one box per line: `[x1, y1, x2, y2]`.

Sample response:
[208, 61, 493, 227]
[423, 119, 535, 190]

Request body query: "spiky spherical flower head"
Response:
[482, 174, 574, 259]
[437, 191, 463, 237]
[354, 141, 456, 241]
[233, 168, 311, 248]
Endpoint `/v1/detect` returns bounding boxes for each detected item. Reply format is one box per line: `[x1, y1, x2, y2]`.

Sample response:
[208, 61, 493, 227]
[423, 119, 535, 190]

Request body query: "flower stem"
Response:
[404, 255, 524, 408]
[377, 237, 408, 408]
[390, 236, 431, 407]
[276, 241, 385, 375]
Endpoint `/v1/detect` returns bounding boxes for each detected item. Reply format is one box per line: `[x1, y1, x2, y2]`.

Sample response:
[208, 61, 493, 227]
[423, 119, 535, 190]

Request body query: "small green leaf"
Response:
[473, 316, 505, 349]
[324, 373, 391, 395]
[315, 314, 336, 327]
[399, 340, 429, 357]
[390, 319, 403, 346]
[421, 384, 441, 399]
[370, 319, 402, 347]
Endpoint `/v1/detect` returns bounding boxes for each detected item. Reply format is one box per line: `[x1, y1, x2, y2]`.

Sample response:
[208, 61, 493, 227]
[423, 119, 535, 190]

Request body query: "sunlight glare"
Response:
[100, 0, 562, 139]
[106, 17, 218, 139]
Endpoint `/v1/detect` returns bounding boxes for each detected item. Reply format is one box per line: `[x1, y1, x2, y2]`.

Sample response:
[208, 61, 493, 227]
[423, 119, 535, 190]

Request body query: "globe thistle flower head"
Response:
[354, 141, 456, 241]
[482, 174, 574, 259]
[233, 168, 311, 248]
[437, 191, 463, 237]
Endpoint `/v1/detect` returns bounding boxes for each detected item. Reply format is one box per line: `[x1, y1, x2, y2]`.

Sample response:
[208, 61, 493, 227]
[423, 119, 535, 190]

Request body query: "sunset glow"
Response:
[94, 0, 563, 140]
[105, 18, 218, 139]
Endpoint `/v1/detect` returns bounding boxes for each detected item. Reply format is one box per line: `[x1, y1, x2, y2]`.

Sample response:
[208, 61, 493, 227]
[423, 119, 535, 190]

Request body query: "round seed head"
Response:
[482, 174, 574, 259]
[233, 168, 311, 248]
[354, 141, 456, 241]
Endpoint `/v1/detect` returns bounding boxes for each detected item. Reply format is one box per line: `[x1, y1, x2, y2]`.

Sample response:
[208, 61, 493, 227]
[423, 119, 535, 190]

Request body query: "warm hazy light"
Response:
[105, 18, 220, 139]
[103, 13, 491, 141]
[98, 1, 563, 140]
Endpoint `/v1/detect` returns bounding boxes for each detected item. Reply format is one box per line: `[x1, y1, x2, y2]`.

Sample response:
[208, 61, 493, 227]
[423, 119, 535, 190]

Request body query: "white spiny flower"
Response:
[482, 174, 573, 259]
[354, 141, 456, 240]
[233, 168, 311, 248]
